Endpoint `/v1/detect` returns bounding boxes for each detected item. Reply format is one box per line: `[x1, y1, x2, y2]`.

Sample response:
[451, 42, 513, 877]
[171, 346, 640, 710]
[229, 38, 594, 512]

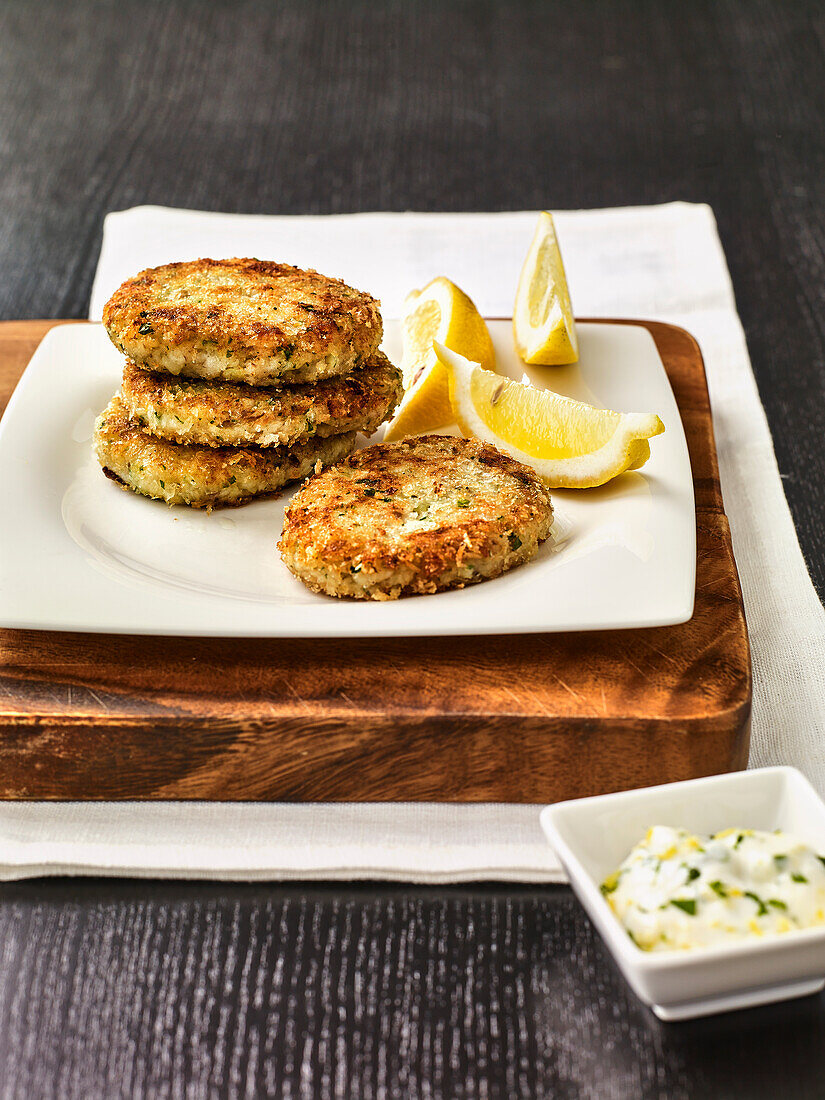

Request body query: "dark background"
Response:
[1, 1, 824, 1096]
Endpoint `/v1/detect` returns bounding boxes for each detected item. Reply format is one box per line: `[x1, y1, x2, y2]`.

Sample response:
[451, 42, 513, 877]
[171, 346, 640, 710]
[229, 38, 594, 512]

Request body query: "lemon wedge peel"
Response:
[513, 211, 579, 366]
[435, 343, 664, 489]
[383, 277, 495, 441]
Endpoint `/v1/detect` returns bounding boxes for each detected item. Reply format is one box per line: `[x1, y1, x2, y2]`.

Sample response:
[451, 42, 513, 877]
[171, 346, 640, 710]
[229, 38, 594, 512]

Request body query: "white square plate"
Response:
[0, 320, 694, 637]
[541, 768, 825, 1021]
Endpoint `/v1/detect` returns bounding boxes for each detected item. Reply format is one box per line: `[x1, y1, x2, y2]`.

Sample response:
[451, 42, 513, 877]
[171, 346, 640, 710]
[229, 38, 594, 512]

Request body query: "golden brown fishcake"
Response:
[120, 351, 402, 449]
[279, 434, 554, 600]
[103, 258, 383, 385]
[93, 394, 357, 509]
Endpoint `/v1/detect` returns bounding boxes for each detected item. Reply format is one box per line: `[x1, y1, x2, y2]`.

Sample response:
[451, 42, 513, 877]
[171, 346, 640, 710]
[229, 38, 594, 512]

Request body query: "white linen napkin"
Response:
[5, 202, 821, 885]
[0, 801, 558, 883]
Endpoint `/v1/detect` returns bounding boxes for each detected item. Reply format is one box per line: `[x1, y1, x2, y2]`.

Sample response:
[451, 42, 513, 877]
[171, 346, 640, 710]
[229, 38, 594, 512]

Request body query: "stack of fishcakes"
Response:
[93, 258, 401, 508]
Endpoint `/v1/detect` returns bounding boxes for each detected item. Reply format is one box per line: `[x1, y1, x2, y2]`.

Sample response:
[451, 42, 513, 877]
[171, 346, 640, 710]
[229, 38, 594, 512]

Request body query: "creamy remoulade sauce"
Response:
[601, 826, 825, 952]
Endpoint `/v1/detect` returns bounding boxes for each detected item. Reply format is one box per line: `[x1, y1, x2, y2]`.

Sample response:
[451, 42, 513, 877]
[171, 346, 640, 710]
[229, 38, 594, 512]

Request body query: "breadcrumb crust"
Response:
[279, 434, 554, 599]
[103, 258, 383, 385]
[94, 394, 357, 509]
[120, 352, 401, 449]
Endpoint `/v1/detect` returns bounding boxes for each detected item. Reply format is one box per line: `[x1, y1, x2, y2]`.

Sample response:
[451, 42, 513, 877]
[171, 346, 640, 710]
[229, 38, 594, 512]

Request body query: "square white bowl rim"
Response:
[540, 767, 825, 1014]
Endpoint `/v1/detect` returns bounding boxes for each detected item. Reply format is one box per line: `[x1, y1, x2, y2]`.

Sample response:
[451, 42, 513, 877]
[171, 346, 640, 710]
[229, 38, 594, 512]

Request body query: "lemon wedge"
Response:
[513, 211, 578, 365]
[436, 343, 664, 488]
[383, 276, 495, 441]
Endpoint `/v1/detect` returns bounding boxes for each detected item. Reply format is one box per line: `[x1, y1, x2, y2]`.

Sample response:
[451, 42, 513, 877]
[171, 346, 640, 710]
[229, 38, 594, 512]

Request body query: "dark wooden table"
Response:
[1, 1, 824, 1096]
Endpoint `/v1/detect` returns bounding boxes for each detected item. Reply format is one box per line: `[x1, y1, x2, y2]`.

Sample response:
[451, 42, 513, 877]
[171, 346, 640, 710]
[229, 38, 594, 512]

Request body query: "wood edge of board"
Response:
[0, 319, 751, 802]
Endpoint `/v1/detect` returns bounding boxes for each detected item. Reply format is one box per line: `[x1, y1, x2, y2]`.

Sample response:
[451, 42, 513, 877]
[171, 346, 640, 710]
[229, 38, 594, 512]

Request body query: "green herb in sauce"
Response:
[670, 899, 697, 916]
[601, 826, 825, 952]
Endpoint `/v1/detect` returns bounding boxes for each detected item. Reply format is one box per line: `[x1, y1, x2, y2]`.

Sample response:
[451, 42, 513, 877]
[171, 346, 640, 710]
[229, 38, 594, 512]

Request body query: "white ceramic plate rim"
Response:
[0, 319, 695, 638]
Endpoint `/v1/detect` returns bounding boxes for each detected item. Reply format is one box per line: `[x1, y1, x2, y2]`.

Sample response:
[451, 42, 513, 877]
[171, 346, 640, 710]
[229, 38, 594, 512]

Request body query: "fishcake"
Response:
[103, 258, 382, 385]
[279, 434, 554, 600]
[94, 394, 357, 509]
[120, 352, 402, 449]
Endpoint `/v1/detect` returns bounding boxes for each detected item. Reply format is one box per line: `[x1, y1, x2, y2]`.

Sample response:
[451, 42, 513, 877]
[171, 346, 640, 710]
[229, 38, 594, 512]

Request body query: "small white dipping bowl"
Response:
[540, 767, 825, 1021]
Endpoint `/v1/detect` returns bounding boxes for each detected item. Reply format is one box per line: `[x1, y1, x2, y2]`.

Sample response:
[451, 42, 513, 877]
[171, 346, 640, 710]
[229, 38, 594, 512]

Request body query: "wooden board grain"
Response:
[0, 319, 751, 802]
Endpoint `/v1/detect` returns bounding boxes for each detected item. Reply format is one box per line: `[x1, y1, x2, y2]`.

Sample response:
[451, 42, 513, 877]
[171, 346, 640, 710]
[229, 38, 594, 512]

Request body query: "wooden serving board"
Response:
[0, 320, 751, 802]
